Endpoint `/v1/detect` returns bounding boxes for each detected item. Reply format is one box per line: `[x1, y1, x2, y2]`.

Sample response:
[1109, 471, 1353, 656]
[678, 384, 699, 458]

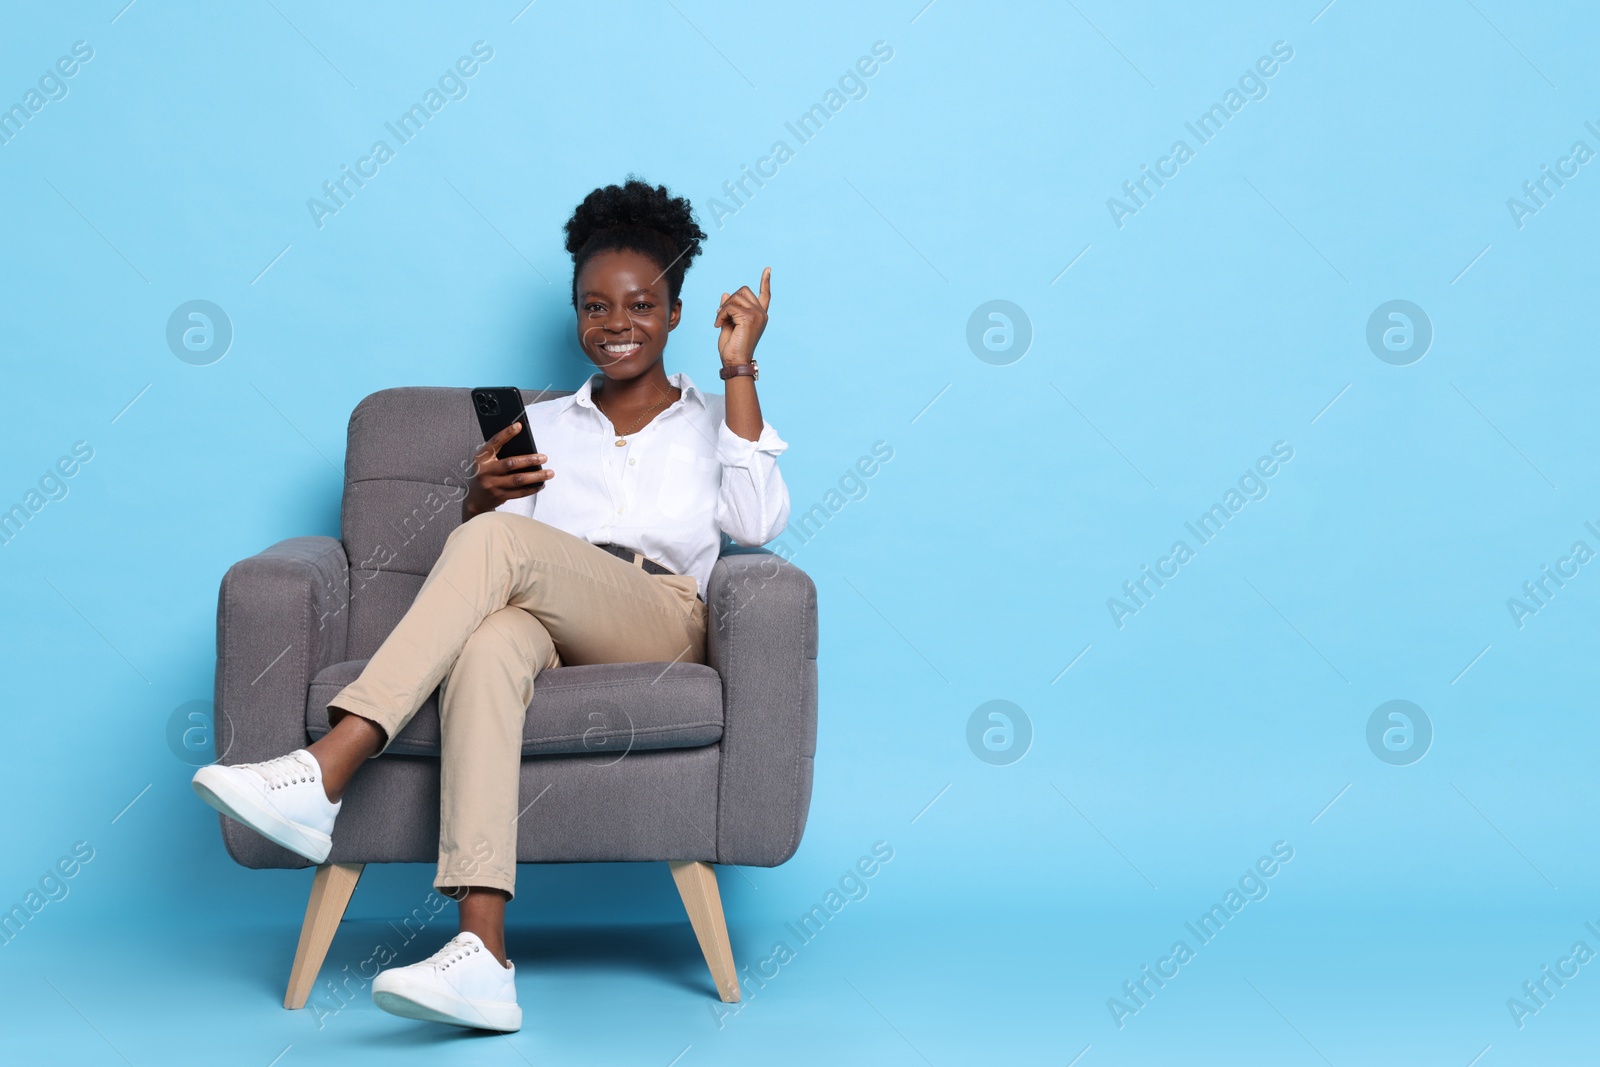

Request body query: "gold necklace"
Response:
[604, 390, 674, 446]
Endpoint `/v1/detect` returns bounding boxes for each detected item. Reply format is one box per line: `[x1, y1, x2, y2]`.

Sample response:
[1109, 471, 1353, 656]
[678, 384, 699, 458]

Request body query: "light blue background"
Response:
[1, 1, 1596, 1063]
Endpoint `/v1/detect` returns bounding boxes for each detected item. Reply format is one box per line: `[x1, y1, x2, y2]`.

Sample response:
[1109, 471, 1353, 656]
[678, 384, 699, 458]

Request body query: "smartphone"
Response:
[471, 387, 540, 466]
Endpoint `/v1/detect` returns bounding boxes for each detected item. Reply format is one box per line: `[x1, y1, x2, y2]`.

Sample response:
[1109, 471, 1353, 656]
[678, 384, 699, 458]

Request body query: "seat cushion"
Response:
[306, 660, 723, 757]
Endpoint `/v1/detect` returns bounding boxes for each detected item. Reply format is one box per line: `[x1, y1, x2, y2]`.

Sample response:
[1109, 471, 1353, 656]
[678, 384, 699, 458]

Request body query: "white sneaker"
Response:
[371, 931, 520, 1031]
[191, 749, 340, 863]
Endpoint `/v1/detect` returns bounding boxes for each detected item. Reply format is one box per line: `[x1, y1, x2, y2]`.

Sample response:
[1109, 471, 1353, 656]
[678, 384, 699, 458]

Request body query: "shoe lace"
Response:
[431, 935, 483, 972]
[245, 752, 315, 792]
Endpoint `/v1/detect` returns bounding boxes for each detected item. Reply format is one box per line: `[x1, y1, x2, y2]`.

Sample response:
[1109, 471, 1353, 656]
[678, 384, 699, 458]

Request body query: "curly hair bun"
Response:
[564, 177, 707, 304]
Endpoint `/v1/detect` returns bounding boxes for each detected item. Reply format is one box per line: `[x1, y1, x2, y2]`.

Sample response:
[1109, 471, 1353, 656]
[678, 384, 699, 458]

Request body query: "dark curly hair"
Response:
[563, 177, 707, 307]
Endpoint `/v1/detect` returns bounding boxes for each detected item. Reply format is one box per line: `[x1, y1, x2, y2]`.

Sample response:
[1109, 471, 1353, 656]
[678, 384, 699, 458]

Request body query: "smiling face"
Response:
[574, 248, 681, 381]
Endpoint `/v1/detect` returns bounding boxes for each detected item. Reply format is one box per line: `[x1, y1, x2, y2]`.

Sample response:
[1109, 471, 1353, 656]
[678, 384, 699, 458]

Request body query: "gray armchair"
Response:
[211, 386, 817, 1009]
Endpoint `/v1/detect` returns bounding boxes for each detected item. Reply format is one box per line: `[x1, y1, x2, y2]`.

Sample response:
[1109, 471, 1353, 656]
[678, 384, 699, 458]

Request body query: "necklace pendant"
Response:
[614, 438, 626, 447]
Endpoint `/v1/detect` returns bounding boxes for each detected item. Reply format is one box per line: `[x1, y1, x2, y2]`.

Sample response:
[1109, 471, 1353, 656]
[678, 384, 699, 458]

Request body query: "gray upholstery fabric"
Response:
[213, 535, 350, 869]
[324, 746, 721, 865]
[212, 386, 817, 873]
[305, 660, 723, 756]
[706, 551, 819, 867]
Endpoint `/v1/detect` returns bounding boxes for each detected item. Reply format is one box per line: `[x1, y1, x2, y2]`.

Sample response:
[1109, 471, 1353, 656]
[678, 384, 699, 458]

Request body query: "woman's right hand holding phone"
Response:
[463, 421, 552, 520]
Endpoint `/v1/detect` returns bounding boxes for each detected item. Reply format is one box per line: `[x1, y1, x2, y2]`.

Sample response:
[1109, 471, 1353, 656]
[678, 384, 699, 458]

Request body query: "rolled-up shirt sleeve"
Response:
[714, 417, 791, 546]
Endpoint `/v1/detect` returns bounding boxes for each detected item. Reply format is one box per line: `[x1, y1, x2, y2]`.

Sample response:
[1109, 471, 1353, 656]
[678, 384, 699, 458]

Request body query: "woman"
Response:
[191, 178, 790, 1031]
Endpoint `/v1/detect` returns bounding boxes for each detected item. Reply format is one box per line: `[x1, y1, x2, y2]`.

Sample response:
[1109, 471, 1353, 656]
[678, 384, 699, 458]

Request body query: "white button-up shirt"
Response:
[494, 371, 791, 597]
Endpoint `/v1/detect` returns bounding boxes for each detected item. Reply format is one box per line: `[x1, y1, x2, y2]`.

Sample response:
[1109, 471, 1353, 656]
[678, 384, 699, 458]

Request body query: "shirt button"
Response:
[628, 458, 636, 466]
[617, 507, 624, 514]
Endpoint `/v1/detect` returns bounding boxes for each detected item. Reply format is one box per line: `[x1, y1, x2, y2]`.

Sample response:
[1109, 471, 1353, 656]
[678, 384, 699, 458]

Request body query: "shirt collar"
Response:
[567, 370, 708, 412]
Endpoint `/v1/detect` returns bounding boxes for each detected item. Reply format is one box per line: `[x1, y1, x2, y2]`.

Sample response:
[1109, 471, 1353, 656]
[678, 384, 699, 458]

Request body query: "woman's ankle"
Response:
[295, 746, 335, 800]
[306, 711, 386, 802]
[462, 926, 509, 967]
[452, 886, 511, 967]
[329, 707, 388, 753]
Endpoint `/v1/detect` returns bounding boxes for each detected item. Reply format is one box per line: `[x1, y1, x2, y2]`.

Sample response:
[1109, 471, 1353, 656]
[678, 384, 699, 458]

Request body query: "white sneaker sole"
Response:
[191, 765, 333, 864]
[372, 975, 521, 1032]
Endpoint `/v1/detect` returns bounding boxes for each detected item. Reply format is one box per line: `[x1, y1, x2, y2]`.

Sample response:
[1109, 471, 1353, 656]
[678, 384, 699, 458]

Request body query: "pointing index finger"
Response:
[758, 266, 771, 309]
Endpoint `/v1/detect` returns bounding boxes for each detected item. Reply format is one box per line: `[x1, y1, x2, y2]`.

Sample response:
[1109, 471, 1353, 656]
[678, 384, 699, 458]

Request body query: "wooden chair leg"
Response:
[284, 862, 364, 1009]
[669, 861, 740, 1003]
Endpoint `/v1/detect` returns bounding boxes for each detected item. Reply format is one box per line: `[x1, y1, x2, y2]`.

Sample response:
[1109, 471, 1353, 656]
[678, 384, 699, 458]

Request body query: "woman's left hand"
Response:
[714, 267, 771, 368]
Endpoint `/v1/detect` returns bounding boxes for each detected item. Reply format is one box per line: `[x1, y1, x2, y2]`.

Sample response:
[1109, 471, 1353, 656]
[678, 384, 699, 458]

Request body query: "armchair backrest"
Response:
[340, 386, 570, 660]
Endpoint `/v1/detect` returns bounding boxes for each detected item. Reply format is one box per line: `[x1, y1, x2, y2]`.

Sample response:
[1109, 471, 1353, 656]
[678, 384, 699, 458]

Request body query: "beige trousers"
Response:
[326, 511, 707, 899]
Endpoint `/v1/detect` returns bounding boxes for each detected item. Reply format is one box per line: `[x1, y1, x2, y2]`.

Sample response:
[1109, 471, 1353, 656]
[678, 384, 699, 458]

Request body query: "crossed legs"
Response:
[302, 511, 707, 965]
[306, 605, 556, 963]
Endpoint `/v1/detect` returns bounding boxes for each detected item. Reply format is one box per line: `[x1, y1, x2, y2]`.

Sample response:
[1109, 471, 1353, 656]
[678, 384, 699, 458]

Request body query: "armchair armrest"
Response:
[705, 550, 818, 867]
[213, 535, 349, 867]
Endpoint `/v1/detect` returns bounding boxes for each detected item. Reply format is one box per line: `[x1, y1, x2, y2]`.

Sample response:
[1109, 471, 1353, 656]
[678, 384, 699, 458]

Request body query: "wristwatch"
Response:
[719, 360, 758, 381]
